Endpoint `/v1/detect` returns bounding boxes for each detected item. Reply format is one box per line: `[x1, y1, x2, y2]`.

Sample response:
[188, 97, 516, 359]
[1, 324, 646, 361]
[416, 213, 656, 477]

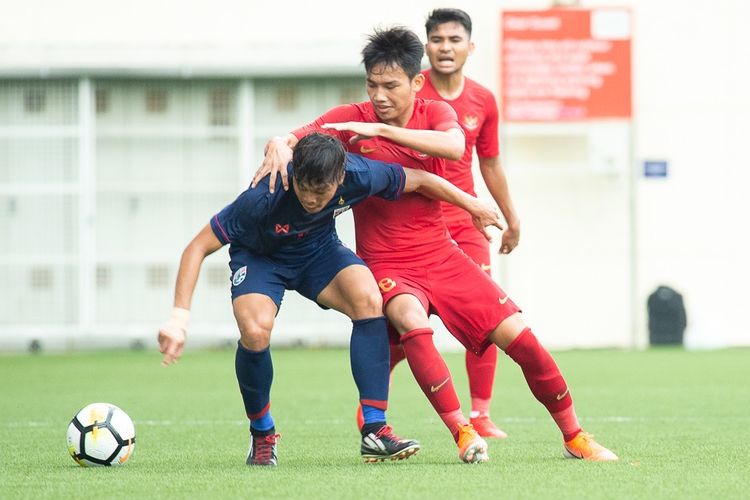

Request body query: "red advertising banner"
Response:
[501, 8, 632, 122]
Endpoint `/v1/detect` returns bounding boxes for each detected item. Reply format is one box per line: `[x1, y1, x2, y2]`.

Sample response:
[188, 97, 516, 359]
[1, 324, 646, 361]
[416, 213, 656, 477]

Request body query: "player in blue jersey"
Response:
[158, 133, 502, 466]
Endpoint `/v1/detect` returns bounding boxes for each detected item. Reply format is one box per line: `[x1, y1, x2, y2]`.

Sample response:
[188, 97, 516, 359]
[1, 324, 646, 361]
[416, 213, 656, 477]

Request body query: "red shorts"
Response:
[448, 222, 491, 274]
[371, 247, 520, 355]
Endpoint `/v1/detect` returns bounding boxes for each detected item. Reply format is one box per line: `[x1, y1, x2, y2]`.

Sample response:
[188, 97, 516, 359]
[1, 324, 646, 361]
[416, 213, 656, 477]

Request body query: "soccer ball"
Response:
[66, 402, 136, 467]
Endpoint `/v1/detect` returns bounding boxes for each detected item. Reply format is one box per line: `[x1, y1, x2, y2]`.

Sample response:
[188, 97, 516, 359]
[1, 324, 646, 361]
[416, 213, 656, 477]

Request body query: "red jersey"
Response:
[292, 98, 462, 267]
[418, 69, 500, 227]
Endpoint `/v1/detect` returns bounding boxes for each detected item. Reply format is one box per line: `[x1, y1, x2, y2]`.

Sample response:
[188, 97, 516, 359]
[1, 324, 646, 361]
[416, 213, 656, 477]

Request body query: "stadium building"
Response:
[1, 0, 748, 351]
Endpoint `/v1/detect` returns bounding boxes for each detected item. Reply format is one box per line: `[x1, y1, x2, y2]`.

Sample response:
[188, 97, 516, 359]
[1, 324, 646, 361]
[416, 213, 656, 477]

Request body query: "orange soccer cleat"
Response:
[563, 432, 618, 461]
[456, 423, 489, 463]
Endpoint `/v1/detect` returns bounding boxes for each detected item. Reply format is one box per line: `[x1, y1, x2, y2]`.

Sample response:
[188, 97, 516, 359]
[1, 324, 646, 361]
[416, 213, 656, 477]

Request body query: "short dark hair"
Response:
[292, 133, 346, 188]
[361, 27, 424, 80]
[425, 8, 472, 37]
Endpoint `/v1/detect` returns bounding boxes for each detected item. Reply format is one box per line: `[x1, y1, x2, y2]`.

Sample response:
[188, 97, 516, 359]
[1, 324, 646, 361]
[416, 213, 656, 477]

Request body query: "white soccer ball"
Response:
[66, 402, 136, 467]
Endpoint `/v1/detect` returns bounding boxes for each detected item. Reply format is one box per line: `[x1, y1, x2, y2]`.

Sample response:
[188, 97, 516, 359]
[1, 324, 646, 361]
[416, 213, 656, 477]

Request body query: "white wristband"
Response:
[168, 307, 191, 332]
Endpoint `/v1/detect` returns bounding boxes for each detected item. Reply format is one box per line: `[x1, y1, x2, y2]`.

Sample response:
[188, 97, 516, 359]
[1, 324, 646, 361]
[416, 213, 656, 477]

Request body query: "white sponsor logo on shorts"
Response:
[232, 266, 247, 286]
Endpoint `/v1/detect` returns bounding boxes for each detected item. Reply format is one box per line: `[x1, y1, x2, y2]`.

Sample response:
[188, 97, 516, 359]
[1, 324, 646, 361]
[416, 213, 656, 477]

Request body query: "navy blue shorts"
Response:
[227, 239, 365, 309]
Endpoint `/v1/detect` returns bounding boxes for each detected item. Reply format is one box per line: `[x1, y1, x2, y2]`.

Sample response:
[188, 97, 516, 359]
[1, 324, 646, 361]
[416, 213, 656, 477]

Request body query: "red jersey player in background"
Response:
[384, 8, 522, 440]
[255, 27, 618, 463]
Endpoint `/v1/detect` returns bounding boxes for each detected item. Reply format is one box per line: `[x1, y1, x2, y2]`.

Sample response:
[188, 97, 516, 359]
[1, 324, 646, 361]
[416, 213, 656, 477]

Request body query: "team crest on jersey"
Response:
[232, 266, 247, 286]
[275, 224, 290, 234]
[378, 277, 397, 292]
[333, 205, 351, 218]
[463, 115, 479, 131]
[338, 196, 345, 205]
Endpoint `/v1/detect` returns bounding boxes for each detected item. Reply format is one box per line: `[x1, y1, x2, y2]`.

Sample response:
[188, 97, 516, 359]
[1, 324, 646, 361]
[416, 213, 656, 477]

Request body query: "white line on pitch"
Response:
[3, 415, 749, 428]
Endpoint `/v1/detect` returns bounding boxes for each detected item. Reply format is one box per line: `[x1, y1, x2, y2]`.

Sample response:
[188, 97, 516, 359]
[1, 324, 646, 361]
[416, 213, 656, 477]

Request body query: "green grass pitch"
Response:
[1, 347, 748, 499]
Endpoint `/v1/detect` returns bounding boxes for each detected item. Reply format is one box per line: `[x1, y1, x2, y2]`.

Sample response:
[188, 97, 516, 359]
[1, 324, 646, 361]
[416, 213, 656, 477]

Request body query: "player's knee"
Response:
[348, 289, 383, 320]
[489, 312, 527, 351]
[388, 309, 429, 334]
[237, 320, 272, 351]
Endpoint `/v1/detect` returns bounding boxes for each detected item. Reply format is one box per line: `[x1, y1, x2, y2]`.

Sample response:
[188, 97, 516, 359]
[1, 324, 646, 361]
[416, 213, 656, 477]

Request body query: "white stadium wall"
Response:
[1, 0, 749, 350]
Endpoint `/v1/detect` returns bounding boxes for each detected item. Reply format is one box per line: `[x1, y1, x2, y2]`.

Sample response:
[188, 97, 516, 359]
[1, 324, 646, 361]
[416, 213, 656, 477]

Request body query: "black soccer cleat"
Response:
[246, 432, 280, 466]
[360, 425, 420, 463]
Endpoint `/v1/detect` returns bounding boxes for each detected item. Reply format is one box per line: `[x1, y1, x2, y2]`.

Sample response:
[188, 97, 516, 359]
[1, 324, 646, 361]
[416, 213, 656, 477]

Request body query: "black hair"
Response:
[292, 133, 346, 188]
[361, 27, 424, 80]
[425, 8, 472, 37]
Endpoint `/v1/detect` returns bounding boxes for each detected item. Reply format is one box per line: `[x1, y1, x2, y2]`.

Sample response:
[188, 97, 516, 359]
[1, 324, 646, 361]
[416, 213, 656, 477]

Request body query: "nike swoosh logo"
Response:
[481, 264, 491, 271]
[556, 388, 569, 401]
[498, 295, 509, 305]
[360, 146, 377, 154]
[430, 377, 450, 393]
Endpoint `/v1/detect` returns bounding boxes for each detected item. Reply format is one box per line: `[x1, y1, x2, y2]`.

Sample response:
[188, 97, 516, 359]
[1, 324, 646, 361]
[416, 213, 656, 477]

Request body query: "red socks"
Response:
[505, 328, 581, 440]
[389, 342, 406, 372]
[466, 347, 498, 415]
[395, 325, 582, 441]
[394, 332, 498, 420]
[400, 327, 466, 440]
[551, 406, 583, 442]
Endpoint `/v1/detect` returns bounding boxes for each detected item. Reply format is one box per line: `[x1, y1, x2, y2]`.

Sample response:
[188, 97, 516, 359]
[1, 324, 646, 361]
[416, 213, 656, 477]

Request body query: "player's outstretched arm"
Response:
[403, 167, 503, 241]
[478, 156, 521, 254]
[322, 122, 464, 160]
[251, 134, 299, 192]
[158, 224, 224, 366]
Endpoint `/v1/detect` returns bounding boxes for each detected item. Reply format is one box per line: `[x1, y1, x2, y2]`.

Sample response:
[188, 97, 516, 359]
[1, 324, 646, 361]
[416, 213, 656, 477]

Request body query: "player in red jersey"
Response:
[255, 27, 617, 463]
[381, 7, 522, 440]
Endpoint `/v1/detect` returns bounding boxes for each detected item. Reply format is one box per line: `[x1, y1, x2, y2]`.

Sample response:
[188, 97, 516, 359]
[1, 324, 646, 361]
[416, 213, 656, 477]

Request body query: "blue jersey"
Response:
[210, 153, 406, 262]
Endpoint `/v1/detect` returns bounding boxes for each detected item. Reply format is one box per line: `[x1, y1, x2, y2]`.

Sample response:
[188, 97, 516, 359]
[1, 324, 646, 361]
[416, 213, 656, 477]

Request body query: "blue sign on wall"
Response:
[644, 160, 668, 178]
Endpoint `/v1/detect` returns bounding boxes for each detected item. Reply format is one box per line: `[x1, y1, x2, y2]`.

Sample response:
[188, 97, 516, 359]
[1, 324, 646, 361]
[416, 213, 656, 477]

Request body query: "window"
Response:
[206, 265, 228, 287]
[95, 88, 110, 114]
[146, 265, 169, 288]
[145, 88, 168, 113]
[96, 265, 111, 288]
[340, 85, 364, 104]
[209, 88, 232, 126]
[30, 267, 53, 289]
[275, 86, 298, 112]
[24, 88, 46, 113]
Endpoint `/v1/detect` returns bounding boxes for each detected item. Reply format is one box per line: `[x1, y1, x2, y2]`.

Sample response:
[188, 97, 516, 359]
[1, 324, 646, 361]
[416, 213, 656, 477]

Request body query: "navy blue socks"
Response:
[350, 316, 390, 426]
[235, 341, 275, 433]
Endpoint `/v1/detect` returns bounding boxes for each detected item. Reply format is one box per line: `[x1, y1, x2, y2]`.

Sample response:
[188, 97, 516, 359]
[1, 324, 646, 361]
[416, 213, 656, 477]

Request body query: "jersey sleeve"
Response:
[209, 189, 266, 245]
[346, 153, 406, 201]
[210, 205, 234, 245]
[426, 100, 461, 132]
[291, 104, 361, 142]
[476, 91, 500, 158]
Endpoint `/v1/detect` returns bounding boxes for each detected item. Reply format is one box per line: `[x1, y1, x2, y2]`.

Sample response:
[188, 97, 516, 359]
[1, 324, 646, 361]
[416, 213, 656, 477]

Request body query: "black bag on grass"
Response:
[647, 286, 687, 346]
